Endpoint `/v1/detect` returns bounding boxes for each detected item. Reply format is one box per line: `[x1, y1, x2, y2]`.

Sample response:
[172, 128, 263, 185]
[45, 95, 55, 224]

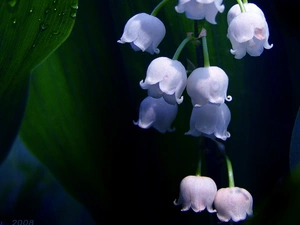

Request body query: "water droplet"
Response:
[45, 8, 50, 14]
[53, 0, 56, 3]
[12, 18, 17, 24]
[8, 0, 17, 7]
[70, 12, 76, 18]
[40, 22, 48, 30]
[53, 31, 60, 35]
[29, 8, 33, 13]
[70, 3, 78, 9]
[53, 8, 57, 12]
[32, 44, 36, 48]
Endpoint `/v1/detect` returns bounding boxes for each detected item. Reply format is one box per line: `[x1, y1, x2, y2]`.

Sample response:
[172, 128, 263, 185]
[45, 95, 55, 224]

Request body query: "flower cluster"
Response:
[174, 175, 253, 222]
[118, 0, 269, 222]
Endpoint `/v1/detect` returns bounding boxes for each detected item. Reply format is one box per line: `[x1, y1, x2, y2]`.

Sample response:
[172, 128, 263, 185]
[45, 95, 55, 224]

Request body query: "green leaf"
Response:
[0, 0, 77, 162]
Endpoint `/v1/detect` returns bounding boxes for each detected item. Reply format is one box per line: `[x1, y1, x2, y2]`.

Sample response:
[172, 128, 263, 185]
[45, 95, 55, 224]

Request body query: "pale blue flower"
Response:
[175, 0, 225, 24]
[186, 66, 232, 107]
[214, 187, 253, 222]
[174, 175, 217, 213]
[140, 57, 187, 105]
[227, 4, 273, 59]
[117, 13, 166, 54]
[185, 102, 231, 141]
[133, 96, 178, 133]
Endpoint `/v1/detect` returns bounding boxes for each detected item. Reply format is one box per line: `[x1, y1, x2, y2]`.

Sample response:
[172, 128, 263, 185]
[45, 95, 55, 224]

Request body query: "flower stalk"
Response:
[236, 0, 246, 12]
[172, 35, 195, 60]
[151, 0, 171, 16]
[199, 28, 210, 67]
[225, 155, 235, 187]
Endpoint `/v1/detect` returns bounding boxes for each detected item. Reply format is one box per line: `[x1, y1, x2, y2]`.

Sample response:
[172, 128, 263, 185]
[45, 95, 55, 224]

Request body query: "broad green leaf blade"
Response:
[0, 0, 77, 162]
[19, 1, 123, 222]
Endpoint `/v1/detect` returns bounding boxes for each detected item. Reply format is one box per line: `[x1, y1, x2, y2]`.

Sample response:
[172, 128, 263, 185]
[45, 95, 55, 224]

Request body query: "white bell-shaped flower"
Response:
[227, 3, 264, 25]
[214, 187, 253, 222]
[185, 102, 231, 141]
[174, 175, 217, 213]
[186, 66, 231, 107]
[227, 9, 273, 59]
[175, 0, 225, 24]
[140, 57, 187, 105]
[133, 96, 178, 133]
[117, 13, 166, 54]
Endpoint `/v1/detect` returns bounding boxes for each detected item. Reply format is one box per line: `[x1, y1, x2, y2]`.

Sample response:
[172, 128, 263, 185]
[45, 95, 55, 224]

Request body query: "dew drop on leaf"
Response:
[8, 0, 17, 7]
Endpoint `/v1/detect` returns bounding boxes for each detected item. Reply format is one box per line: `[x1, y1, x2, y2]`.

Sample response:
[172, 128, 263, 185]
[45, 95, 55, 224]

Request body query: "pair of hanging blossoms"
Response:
[132, 55, 188, 133]
[174, 156, 253, 222]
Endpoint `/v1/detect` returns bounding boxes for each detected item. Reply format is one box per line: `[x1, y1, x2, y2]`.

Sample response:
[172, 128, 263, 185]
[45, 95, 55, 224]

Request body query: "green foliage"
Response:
[0, 0, 77, 162]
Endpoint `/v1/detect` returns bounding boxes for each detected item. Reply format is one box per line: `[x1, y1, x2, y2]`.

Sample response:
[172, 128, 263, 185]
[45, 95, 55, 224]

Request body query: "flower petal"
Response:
[185, 103, 231, 140]
[227, 3, 264, 25]
[133, 96, 178, 133]
[214, 187, 253, 222]
[174, 176, 217, 213]
[118, 13, 166, 54]
[141, 57, 187, 105]
[187, 66, 229, 106]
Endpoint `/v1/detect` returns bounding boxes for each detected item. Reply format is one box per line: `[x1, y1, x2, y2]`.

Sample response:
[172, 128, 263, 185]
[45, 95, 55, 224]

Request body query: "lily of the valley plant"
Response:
[118, 0, 272, 223]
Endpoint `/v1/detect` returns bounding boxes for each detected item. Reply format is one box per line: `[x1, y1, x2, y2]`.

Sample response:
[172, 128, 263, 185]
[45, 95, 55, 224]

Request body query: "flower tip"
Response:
[207, 207, 217, 213]
[176, 96, 184, 104]
[154, 48, 160, 54]
[167, 127, 176, 132]
[226, 95, 232, 101]
[219, 5, 225, 13]
[265, 43, 273, 50]
[139, 80, 147, 89]
[117, 39, 125, 44]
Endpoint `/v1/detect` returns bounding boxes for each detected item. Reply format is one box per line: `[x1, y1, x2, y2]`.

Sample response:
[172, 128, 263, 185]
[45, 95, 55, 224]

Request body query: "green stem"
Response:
[236, 0, 246, 12]
[225, 155, 235, 187]
[201, 31, 210, 67]
[151, 0, 171, 16]
[196, 137, 206, 176]
[195, 157, 201, 176]
[172, 35, 194, 60]
[243, 0, 248, 4]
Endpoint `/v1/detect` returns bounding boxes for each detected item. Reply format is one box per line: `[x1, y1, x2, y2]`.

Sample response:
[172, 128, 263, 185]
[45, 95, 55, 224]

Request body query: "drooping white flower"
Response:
[214, 187, 253, 222]
[174, 175, 217, 213]
[185, 102, 231, 141]
[186, 66, 232, 107]
[117, 13, 166, 54]
[227, 6, 273, 59]
[140, 57, 187, 105]
[133, 96, 178, 133]
[175, 0, 225, 24]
